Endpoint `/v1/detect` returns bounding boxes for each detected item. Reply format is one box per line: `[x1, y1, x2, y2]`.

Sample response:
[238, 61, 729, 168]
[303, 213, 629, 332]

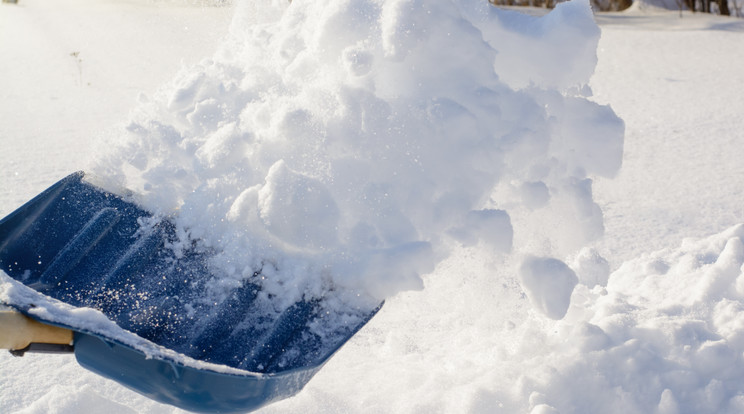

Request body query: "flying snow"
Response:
[91, 0, 623, 311]
[6, 0, 744, 413]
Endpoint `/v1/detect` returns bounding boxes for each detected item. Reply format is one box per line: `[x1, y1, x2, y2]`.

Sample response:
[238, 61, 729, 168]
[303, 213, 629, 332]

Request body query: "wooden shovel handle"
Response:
[0, 309, 73, 351]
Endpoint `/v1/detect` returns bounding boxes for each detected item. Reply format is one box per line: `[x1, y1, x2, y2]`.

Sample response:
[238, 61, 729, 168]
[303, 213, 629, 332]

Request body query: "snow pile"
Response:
[520, 224, 744, 413]
[335, 224, 744, 414]
[92, 0, 622, 313]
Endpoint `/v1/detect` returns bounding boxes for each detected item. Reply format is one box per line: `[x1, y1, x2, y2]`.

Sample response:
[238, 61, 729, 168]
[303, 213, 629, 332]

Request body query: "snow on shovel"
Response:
[0, 171, 381, 413]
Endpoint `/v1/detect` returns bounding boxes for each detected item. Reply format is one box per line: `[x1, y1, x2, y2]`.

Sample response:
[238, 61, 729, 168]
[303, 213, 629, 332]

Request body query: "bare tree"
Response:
[489, 0, 631, 11]
[719, 0, 732, 15]
[683, 0, 732, 14]
[733, 0, 743, 17]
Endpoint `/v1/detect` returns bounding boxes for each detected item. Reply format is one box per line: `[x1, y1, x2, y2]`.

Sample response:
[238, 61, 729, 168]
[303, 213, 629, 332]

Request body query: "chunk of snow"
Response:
[571, 247, 610, 287]
[519, 256, 578, 320]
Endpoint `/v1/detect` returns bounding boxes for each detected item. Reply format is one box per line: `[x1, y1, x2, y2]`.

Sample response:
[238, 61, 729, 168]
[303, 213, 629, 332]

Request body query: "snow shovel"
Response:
[0, 171, 381, 413]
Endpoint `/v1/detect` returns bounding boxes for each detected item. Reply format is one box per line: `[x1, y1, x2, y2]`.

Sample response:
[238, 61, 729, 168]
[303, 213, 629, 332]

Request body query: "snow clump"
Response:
[92, 0, 623, 314]
[519, 256, 578, 319]
[528, 224, 744, 412]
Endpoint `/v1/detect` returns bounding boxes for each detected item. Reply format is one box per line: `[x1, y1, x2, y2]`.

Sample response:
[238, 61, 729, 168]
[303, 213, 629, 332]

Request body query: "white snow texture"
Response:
[91, 0, 623, 307]
[3, 0, 744, 413]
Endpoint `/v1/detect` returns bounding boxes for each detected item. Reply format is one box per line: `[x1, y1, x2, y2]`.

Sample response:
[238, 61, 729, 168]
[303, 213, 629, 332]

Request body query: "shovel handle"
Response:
[0, 309, 74, 355]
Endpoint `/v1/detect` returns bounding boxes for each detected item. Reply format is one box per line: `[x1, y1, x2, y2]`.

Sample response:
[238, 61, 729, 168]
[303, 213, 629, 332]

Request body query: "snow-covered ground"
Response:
[2, 0, 744, 413]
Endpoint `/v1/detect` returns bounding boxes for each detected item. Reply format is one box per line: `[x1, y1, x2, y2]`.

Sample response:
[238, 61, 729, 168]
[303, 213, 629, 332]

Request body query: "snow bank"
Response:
[524, 224, 744, 413]
[91, 0, 623, 313]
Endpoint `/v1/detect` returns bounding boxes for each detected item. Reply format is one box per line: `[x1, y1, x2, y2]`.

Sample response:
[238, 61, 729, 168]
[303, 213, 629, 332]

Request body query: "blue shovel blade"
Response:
[0, 172, 381, 413]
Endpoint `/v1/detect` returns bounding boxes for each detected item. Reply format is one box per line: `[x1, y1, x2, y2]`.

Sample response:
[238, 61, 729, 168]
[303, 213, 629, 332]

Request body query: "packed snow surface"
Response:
[2, 0, 744, 413]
